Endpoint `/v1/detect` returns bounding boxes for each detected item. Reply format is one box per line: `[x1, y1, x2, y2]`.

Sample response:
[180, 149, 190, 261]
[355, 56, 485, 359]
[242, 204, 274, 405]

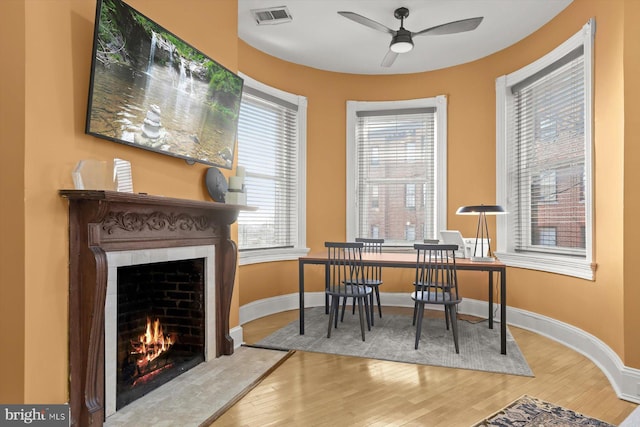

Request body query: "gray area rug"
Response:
[256, 307, 533, 376]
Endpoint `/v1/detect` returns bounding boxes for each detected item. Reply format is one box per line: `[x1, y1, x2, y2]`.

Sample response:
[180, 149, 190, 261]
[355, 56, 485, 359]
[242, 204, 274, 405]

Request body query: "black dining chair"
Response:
[410, 243, 462, 353]
[342, 238, 384, 326]
[325, 241, 372, 341]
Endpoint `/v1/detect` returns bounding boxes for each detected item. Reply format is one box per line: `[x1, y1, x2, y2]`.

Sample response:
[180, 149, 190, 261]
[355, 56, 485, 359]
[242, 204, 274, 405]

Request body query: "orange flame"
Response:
[131, 317, 175, 370]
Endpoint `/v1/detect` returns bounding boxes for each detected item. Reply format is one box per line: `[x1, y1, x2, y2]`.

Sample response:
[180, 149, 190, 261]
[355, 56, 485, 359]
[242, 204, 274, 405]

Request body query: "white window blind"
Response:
[355, 108, 436, 244]
[496, 20, 594, 279]
[236, 86, 298, 251]
[508, 47, 586, 256]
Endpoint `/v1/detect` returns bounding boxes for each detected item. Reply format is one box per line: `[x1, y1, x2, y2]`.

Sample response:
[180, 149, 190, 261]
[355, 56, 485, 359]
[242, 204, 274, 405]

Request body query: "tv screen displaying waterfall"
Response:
[85, 0, 243, 169]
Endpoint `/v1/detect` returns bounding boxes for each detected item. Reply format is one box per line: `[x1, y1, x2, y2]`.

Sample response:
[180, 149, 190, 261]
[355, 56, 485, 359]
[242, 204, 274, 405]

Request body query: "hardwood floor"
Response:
[212, 307, 638, 426]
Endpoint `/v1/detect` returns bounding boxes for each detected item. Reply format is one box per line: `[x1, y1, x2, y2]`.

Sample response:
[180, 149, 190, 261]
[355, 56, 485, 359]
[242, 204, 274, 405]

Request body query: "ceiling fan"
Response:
[338, 7, 483, 67]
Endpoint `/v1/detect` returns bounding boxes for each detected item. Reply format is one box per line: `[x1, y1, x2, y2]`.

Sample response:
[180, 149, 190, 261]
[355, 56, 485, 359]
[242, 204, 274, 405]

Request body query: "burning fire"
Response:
[131, 317, 175, 370]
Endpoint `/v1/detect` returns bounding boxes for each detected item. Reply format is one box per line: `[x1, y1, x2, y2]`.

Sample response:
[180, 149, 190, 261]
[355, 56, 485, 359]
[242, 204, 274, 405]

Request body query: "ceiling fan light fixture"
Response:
[390, 31, 413, 53]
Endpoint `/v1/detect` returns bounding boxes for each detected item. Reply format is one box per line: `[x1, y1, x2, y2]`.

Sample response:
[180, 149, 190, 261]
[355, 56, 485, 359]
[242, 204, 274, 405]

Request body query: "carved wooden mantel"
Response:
[60, 190, 248, 427]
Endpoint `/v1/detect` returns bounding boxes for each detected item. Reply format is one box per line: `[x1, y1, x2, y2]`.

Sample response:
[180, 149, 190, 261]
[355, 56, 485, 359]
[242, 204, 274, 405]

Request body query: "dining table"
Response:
[298, 251, 508, 354]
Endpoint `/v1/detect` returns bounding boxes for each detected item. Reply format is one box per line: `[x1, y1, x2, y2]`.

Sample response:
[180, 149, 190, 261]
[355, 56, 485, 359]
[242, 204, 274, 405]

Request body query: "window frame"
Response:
[495, 20, 595, 280]
[237, 73, 308, 265]
[346, 96, 448, 244]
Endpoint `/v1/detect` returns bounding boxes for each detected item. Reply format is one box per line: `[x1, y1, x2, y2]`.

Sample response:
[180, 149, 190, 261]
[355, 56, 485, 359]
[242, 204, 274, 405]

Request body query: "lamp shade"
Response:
[456, 205, 506, 215]
[390, 29, 413, 53]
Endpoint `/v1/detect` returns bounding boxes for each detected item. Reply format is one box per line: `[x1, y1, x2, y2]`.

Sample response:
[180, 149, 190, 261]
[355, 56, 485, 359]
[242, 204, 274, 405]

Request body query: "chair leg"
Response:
[356, 296, 366, 341]
[449, 304, 460, 354]
[362, 291, 371, 330]
[341, 295, 347, 322]
[415, 302, 425, 349]
[412, 301, 419, 326]
[444, 306, 450, 330]
[375, 286, 382, 318]
[327, 295, 339, 338]
[367, 292, 374, 327]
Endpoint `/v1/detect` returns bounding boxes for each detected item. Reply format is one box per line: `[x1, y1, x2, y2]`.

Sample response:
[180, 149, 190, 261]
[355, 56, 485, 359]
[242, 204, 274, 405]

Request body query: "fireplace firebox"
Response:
[116, 258, 205, 410]
[60, 190, 251, 427]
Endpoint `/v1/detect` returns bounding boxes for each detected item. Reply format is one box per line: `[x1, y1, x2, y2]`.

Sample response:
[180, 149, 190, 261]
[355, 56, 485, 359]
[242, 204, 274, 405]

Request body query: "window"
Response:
[346, 96, 448, 244]
[495, 20, 594, 279]
[236, 74, 308, 264]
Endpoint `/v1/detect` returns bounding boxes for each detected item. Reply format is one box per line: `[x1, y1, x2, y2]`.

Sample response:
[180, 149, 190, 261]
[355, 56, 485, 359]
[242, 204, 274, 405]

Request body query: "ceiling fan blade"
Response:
[381, 50, 399, 67]
[413, 17, 483, 37]
[338, 11, 395, 35]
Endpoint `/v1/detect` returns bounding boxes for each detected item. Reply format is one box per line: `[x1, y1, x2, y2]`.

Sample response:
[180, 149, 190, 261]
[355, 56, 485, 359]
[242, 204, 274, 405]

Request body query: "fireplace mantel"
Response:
[60, 190, 249, 427]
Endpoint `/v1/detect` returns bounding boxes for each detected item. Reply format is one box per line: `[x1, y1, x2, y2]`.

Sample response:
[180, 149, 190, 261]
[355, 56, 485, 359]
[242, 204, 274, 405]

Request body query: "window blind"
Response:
[355, 108, 436, 243]
[507, 48, 586, 256]
[236, 89, 298, 250]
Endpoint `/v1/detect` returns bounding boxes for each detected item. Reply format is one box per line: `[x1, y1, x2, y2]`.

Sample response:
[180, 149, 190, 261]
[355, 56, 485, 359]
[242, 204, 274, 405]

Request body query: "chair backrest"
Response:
[413, 244, 460, 303]
[355, 238, 384, 282]
[325, 242, 365, 293]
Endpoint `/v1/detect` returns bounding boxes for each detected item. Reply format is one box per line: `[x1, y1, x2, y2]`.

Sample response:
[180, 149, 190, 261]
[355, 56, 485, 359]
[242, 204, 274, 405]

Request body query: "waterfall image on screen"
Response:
[85, 0, 243, 169]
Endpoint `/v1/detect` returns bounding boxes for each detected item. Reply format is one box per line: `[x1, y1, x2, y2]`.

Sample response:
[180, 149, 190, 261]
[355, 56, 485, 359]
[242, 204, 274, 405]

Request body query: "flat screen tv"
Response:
[85, 0, 243, 169]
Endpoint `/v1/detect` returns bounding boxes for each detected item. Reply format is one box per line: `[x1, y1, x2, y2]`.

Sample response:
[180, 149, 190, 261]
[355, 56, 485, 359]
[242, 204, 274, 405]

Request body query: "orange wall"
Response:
[1, 0, 638, 407]
[238, 0, 639, 369]
[623, 0, 640, 368]
[0, 0, 240, 404]
[0, 0, 26, 404]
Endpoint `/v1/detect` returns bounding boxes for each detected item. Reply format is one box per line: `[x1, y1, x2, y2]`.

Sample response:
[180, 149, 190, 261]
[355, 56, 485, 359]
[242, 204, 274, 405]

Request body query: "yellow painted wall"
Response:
[0, 0, 240, 404]
[1, 0, 638, 407]
[0, 0, 26, 404]
[623, 0, 640, 368]
[238, 0, 638, 370]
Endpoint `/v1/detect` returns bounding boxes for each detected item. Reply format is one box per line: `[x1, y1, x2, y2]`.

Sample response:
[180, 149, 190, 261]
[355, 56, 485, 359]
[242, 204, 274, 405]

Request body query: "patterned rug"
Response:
[473, 395, 614, 426]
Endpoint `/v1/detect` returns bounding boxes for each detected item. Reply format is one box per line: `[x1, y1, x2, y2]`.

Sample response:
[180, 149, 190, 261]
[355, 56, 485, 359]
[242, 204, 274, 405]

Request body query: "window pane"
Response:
[356, 111, 436, 243]
[237, 91, 298, 250]
[509, 53, 586, 255]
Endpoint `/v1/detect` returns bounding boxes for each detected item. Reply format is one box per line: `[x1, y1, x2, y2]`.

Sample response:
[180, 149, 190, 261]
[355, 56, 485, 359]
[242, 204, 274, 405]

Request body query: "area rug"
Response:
[254, 306, 533, 376]
[473, 395, 614, 426]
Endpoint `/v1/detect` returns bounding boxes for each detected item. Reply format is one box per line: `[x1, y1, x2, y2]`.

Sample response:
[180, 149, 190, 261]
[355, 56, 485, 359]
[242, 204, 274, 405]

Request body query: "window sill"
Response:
[239, 247, 310, 265]
[494, 251, 595, 280]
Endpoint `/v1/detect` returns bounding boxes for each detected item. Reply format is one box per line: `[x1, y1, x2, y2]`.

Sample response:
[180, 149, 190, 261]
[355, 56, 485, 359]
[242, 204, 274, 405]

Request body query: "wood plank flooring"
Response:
[211, 307, 638, 426]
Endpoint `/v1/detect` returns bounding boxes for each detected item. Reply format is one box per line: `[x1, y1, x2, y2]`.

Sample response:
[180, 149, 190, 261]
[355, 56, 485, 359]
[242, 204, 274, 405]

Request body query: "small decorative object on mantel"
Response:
[113, 158, 133, 193]
[205, 167, 228, 202]
[225, 166, 247, 205]
[72, 159, 114, 190]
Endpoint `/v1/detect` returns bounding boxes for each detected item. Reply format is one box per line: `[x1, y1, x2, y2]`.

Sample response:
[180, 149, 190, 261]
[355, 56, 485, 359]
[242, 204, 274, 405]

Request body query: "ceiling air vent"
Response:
[251, 6, 293, 25]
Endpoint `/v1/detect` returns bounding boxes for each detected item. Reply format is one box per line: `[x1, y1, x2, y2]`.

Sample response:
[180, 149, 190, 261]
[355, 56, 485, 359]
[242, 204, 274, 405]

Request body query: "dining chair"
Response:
[342, 238, 384, 326]
[325, 241, 372, 341]
[410, 243, 462, 353]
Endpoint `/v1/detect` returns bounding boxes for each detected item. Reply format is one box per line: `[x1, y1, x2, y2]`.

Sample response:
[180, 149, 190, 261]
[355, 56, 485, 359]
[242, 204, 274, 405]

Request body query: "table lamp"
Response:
[456, 204, 506, 261]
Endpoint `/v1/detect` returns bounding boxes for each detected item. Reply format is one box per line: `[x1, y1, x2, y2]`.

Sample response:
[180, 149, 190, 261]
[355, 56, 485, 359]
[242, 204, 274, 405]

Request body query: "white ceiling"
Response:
[238, 0, 573, 75]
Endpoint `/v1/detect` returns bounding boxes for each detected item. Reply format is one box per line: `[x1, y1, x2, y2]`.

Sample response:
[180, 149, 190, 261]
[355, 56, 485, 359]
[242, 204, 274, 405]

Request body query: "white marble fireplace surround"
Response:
[104, 245, 216, 418]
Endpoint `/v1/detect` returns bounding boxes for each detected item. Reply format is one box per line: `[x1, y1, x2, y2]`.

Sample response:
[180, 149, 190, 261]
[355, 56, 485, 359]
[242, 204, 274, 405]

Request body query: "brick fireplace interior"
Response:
[115, 258, 205, 410]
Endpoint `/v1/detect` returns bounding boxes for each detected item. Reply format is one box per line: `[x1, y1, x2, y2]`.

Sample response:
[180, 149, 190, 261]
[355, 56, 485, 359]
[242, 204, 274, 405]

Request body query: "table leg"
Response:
[501, 268, 507, 355]
[488, 271, 494, 330]
[299, 260, 305, 335]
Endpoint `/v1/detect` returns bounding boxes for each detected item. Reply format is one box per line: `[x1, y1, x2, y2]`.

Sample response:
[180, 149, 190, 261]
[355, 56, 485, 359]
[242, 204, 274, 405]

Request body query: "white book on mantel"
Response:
[113, 158, 133, 193]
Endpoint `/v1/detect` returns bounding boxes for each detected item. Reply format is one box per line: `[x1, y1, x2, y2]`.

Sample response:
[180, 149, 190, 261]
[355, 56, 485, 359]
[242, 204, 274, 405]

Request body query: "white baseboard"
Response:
[239, 292, 640, 404]
[230, 325, 243, 349]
